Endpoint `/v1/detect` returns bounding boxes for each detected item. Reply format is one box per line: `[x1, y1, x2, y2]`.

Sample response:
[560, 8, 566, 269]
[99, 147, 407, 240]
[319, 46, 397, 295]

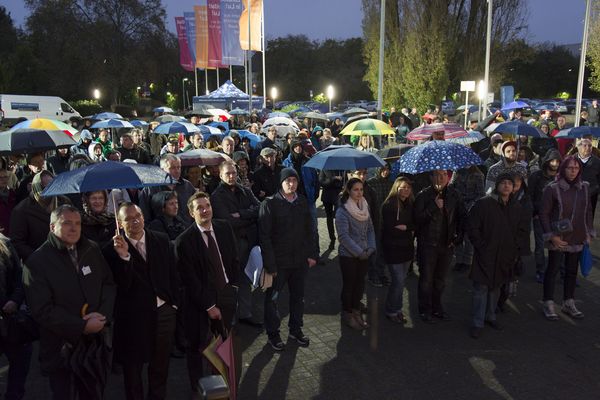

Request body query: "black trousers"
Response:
[339, 256, 369, 312]
[544, 250, 580, 301]
[0, 340, 31, 400]
[323, 202, 337, 241]
[123, 305, 177, 400]
[264, 267, 307, 338]
[417, 245, 453, 315]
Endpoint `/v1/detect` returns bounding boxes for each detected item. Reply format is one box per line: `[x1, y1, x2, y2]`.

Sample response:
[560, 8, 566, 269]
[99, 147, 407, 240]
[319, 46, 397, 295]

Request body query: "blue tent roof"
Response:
[201, 80, 249, 100]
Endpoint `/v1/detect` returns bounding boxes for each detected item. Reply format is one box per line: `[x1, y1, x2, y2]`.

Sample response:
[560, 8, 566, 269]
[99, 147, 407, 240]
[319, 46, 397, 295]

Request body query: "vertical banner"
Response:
[220, 0, 245, 66]
[207, 0, 224, 68]
[175, 17, 194, 71]
[194, 3, 209, 69]
[184, 12, 197, 63]
[239, 0, 263, 51]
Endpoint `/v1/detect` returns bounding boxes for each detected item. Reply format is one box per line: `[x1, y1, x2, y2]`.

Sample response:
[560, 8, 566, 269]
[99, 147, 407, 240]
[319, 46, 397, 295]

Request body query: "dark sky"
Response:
[2, 0, 587, 44]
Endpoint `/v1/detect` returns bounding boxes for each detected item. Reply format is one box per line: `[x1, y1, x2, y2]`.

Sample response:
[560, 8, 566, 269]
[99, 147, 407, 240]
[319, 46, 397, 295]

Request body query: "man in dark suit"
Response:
[175, 192, 240, 393]
[105, 203, 180, 400]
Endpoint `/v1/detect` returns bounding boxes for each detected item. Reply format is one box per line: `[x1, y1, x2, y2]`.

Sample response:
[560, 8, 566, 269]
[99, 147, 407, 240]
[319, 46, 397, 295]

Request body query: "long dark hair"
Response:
[340, 178, 363, 204]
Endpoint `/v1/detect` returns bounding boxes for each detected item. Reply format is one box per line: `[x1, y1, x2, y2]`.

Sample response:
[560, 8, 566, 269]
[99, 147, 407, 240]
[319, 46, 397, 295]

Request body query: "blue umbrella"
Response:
[154, 122, 201, 135]
[91, 112, 123, 120]
[153, 106, 174, 113]
[501, 101, 530, 111]
[268, 111, 290, 118]
[208, 121, 230, 134]
[129, 120, 149, 127]
[304, 145, 385, 171]
[392, 140, 482, 175]
[90, 119, 134, 129]
[42, 161, 173, 196]
[555, 126, 600, 138]
[446, 130, 486, 145]
[238, 130, 262, 148]
[198, 125, 224, 142]
[230, 108, 250, 116]
[492, 121, 543, 137]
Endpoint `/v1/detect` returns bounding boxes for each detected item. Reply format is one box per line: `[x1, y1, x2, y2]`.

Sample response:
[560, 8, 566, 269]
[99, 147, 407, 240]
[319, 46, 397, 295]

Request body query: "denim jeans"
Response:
[385, 262, 410, 315]
[532, 217, 546, 273]
[472, 282, 499, 328]
[418, 245, 453, 315]
[264, 266, 307, 338]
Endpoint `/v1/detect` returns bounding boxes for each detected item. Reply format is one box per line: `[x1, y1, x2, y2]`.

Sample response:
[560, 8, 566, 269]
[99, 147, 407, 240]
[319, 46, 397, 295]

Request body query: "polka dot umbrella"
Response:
[392, 140, 482, 176]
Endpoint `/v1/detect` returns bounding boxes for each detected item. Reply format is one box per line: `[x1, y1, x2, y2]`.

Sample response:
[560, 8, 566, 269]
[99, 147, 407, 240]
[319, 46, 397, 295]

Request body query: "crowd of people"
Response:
[0, 103, 596, 399]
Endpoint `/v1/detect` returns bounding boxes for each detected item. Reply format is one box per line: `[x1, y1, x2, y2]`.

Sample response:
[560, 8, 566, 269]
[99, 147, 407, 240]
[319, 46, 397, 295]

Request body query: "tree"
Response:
[587, 1, 600, 93]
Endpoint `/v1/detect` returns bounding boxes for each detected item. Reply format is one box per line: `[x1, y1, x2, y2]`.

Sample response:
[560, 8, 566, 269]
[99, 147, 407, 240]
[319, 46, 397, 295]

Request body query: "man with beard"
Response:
[485, 141, 528, 193]
[528, 149, 562, 282]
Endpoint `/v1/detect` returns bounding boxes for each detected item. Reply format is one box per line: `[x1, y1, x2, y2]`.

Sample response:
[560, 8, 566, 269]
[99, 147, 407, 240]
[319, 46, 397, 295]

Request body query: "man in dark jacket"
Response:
[467, 173, 529, 339]
[175, 192, 240, 393]
[259, 168, 318, 351]
[587, 99, 599, 127]
[575, 138, 600, 217]
[147, 191, 188, 240]
[528, 149, 561, 281]
[210, 161, 261, 326]
[23, 205, 116, 399]
[252, 148, 283, 201]
[46, 148, 71, 175]
[414, 170, 467, 322]
[104, 203, 180, 400]
[116, 132, 152, 164]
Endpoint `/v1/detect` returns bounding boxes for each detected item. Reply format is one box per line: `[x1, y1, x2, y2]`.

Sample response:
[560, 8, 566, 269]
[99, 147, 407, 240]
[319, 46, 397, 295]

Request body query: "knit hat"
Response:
[280, 167, 299, 184]
[312, 125, 323, 134]
[495, 172, 514, 187]
[260, 147, 277, 157]
[80, 129, 93, 140]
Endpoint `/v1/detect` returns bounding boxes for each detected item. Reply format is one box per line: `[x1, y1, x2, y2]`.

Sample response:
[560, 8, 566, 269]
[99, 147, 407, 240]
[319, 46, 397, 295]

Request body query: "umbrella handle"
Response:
[112, 191, 120, 234]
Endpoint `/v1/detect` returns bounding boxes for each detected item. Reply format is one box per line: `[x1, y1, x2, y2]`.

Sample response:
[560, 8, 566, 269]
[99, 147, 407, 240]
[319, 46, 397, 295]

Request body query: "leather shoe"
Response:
[432, 311, 452, 321]
[420, 313, 436, 324]
[239, 317, 263, 328]
[485, 320, 503, 331]
[470, 327, 482, 339]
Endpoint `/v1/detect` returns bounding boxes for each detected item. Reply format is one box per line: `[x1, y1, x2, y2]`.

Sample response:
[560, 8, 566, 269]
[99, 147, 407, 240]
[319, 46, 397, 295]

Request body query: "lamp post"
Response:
[271, 87, 278, 109]
[575, 0, 592, 127]
[483, 0, 492, 119]
[182, 78, 189, 110]
[477, 80, 487, 123]
[93, 89, 101, 100]
[327, 85, 334, 113]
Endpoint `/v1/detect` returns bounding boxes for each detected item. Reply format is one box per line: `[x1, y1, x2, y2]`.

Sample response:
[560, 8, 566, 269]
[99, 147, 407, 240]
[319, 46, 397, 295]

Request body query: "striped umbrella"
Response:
[11, 118, 78, 136]
[406, 123, 468, 141]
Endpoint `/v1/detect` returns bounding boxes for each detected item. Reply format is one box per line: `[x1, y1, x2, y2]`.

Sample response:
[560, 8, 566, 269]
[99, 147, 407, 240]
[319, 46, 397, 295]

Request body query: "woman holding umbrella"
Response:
[335, 178, 376, 330]
[381, 177, 415, 323]
[356, 134, 378, 153]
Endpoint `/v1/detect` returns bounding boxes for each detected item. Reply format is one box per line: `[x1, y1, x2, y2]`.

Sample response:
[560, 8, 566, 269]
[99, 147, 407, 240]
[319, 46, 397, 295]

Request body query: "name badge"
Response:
[81, 266, 92, 276]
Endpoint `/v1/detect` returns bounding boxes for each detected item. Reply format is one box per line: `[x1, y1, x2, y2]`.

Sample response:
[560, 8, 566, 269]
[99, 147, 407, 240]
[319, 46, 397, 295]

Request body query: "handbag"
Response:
[580, 243, 593, 277]
[0, 309, 39, 345]
[551, 187, 578, 235]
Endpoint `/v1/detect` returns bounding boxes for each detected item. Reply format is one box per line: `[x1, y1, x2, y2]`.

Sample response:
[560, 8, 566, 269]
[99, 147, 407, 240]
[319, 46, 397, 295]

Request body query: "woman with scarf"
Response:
[381, 177, 415, 324]
[9, 171, 70, 261]
[81, 190, 116, 247]
[540, 156, 594, 320]
[335, 178, 376, 330]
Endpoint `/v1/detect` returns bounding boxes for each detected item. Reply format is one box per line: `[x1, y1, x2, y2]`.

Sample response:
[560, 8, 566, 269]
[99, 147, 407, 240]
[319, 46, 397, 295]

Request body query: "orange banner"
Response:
[194, 4, 209, 68]
[239, 0, 263, 51]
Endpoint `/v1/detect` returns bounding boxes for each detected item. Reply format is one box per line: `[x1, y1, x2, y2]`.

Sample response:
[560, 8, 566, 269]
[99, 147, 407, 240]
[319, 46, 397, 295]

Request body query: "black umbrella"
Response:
[67, 329, 112, 400]
[376, 144, 415, 161]
[342, 107, 369, 117]
[342, 113, 375, 129]
[0, 128, 77, 155]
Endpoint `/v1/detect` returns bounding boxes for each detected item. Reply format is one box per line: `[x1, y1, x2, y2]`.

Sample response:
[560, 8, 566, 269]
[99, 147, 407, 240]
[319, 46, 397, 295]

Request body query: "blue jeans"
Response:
[264, 266, 307, 338]
[385, 262, 410, 315]
[472, 282, 499, 328]
[532, 217, 546, 273]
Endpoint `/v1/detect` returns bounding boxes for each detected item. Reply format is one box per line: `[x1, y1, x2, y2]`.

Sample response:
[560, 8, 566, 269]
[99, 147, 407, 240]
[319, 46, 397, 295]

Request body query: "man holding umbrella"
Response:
[23, 205, 116, 399]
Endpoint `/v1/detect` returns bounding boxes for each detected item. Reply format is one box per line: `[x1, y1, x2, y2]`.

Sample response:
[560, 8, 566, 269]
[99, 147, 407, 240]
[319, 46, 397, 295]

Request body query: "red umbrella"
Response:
[407, 122, 468, 141]
[216, 333, 236, 400]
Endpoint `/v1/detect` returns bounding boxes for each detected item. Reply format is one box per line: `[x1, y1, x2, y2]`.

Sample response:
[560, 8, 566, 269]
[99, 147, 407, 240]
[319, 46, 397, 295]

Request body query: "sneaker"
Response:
[386, 312, 407, 324]
[561, 299, 584, 319]
[543, 300, 559, 321]
[432, 311, 452, 321]
[267, 335, 285, 351]
[368, 277, 383, 288]
[289, 331, 310, 347]
[343, 311, 363, 330]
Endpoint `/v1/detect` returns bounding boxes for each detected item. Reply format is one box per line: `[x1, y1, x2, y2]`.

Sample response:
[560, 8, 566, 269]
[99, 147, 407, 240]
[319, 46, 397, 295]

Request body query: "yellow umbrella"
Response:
[341, 118, 395, 136]
[11, 118, 78, 136]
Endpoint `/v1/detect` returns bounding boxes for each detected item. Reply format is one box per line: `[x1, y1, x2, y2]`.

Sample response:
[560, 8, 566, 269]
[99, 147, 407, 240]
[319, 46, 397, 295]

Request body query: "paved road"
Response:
[8, 207, 600, 399]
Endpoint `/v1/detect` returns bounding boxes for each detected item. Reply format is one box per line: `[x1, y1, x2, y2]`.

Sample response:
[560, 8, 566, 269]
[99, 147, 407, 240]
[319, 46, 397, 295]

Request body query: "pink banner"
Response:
[207, 0, 224, 68]
[175, 17, 194, 71]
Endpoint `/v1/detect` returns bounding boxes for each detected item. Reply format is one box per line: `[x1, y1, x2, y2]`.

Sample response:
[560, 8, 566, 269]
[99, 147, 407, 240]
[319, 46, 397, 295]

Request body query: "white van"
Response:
[0, 94, 81, 127]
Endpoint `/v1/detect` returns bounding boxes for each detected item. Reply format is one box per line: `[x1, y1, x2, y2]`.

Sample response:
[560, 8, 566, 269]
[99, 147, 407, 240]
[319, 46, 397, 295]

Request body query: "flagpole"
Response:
[205, 69, 209, 94]
[244, 52, 248, 94]
[230, 65, 233, 82]
[194, 68, 198, 96]
[261, 0, 267, 109]
[248, 0, 253, 113]
[216, 68, 220, 88]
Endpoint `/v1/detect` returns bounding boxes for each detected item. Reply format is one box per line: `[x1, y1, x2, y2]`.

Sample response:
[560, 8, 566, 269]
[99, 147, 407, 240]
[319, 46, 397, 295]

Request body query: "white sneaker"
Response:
[562, 299, 584, 319]
[543, 300, 559, 321]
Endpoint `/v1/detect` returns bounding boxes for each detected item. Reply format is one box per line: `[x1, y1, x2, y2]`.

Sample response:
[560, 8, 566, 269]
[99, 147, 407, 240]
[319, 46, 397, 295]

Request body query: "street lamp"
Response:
[93, 89, 101, 100]
[327, 85, 335, 112]
[271, 87, 278, 108]
[182, 78, 189, 110]
[477, 80, 487, 123]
